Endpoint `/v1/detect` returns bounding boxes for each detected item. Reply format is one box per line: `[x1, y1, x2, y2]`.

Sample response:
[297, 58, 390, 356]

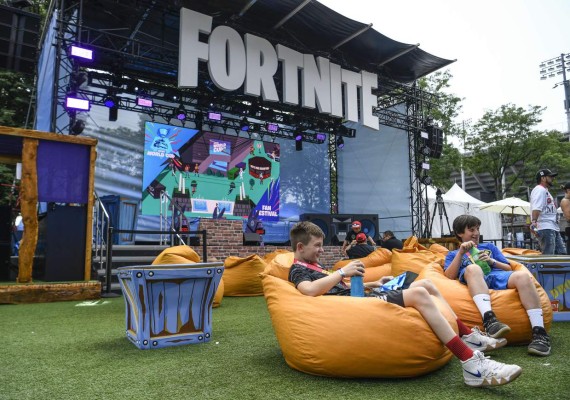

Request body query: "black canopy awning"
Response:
[78, 0, 454, 84]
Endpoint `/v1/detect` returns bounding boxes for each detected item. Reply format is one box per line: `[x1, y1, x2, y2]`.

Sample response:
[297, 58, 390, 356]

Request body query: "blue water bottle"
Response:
[350, 275, 365, 297]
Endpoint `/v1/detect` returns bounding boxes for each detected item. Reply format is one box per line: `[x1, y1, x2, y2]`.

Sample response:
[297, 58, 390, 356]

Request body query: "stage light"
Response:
[295, 133, 303, 151]
[136, 97, 153, 107]
[70, 45, 93, 61]
[66, 97, 90, 111]
[266, 123, 279, 133]
[103, 94, 117, 108]
[420, 130, 429, 139]
[207, 111, 222, 121]
[194, 111, 203, 130]
[336, 136, 344, 149]
[419, 145, 431, 156]
[240, 117, 249, 131]
[316, 133, 326, 141]
[420, 175, 432, 185]
[174, 104, 187, 120]
[70, 71, 88, 88]
[70, 117, 86, 135]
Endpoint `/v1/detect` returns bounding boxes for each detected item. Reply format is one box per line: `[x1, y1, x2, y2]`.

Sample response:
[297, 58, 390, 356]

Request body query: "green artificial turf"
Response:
[0, 296, 569, 400]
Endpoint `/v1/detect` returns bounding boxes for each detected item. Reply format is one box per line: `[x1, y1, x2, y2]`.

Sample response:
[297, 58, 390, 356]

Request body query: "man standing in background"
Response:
[530, 169, 566, 254]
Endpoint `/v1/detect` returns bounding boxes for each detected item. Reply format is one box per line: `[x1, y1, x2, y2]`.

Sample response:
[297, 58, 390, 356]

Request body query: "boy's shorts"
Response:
[368, 289, 405, 307]
[459, 269, 513, 290]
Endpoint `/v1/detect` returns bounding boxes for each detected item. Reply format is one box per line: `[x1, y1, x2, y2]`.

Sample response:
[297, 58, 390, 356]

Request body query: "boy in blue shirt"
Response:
[445, 215, 551, 356]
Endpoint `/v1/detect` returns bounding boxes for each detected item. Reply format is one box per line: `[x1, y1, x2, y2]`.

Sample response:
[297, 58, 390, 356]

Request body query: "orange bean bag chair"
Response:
[222, 254, 267, 296]
[417, 260, 553, 345]
[390, 236, 445, 277]
[261, 258, 456, 378]
[501, 248, 541, 256]
[333, 248, 393, 282]
[263, 249, 291, 265]
[151, 245, 224, 308]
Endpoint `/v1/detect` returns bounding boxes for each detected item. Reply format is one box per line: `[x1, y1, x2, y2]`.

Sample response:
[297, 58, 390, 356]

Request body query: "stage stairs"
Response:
[93, 244, 169, 294]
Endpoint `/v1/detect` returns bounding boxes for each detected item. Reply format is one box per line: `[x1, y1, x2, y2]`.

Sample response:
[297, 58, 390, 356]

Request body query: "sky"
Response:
[319, 0, 570, 133]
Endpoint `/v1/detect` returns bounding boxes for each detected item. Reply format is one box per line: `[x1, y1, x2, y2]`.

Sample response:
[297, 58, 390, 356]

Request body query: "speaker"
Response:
[352, 214, 380, 242]
[0, 5, 40, 75]
[299, 214, 379, 245]
[427, 126, 443, 159]
[299, 214, 333, 244]
[0, 242, 10, 280]
[36, 204, 86, 281]
[243, 232, 262, 245]
[0, 206, 10, 280]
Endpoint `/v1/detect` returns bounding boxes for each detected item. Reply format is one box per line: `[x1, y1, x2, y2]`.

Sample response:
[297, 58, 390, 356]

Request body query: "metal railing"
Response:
[93, 192, 112, 276]
[93, 191, 209, 294]
[160, 190, 192, 246]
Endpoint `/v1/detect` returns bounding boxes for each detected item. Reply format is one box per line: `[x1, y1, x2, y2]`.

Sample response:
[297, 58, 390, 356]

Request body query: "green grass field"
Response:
[1, 296, 568, 400]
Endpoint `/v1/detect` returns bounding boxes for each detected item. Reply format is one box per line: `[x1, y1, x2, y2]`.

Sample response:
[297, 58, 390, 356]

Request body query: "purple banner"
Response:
[37, 141, 90, 203]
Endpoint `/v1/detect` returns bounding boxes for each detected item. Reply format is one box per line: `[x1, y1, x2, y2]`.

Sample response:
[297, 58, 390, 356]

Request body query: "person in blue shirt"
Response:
[445, 215, 551, 357]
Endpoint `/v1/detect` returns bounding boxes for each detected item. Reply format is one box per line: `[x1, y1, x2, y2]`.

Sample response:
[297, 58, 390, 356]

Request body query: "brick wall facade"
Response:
[197, 219, 345, 266]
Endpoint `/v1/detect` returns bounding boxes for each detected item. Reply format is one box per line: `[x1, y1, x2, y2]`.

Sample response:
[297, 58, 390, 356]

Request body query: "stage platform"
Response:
[0, 281, 101, 304]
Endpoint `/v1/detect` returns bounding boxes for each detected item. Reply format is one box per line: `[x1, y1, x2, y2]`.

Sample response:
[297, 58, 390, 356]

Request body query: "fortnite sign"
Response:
[178, 8, 379, 130]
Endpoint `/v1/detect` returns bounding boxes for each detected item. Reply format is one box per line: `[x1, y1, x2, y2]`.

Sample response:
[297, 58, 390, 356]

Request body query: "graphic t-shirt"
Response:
[289, 262, 350, 295]
[444, 242, 509, 275]
[530, 185, 559, 231]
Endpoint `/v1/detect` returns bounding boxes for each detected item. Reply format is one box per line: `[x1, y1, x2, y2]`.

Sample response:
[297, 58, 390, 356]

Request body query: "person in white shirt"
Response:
[559, 182, 570, 255]
[530, 169, 566, 254]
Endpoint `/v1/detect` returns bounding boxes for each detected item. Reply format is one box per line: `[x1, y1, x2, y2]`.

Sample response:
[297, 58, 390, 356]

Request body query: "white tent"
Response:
[425, 184, 502, 242]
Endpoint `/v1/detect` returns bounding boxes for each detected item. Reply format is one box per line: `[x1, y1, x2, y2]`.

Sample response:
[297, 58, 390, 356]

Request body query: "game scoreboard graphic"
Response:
[141, 122, 280, 221]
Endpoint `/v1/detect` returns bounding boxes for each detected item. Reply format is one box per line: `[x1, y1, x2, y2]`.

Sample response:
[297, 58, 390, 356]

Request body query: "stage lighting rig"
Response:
[136, 97, 153, 107]
[266, 122, 279, 133]
[65, 96, 90, 111]
[240, 117, 250, 131]
[295, 131, 303, 151]
[103, 93, 118, 108]
[174, 104, 187, 120]
[69, 45, 93, 61]
[420, 174, 432, 186]
[336, 136, 344, 149]
[207, 111, 222, 121]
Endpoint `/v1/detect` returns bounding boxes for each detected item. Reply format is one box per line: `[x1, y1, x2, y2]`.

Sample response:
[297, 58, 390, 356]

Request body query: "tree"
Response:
[505, 130, 570, 198]
[418, 70, 463, 133]
[417, 70, 464, 189]
[463, 104, 546, 199]
[0, 70, 34, 128]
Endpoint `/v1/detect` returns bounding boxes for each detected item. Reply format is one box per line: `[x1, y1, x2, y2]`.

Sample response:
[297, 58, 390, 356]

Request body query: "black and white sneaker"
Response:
[528, 326, 551, 356]
[483, 311, 511, 339]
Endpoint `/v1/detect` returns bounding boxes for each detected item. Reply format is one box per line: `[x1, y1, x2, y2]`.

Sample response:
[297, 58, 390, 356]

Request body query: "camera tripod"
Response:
[428, 188, 452, 237]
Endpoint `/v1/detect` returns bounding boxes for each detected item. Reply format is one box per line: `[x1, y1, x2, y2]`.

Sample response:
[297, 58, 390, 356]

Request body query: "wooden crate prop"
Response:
[117, 262, 224, 349]
[505, 255, 570, 322]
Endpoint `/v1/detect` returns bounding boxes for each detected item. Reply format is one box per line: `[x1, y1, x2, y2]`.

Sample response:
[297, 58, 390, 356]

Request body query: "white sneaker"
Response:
[462, 351, 522, 387]
[462, 327, 507, 353]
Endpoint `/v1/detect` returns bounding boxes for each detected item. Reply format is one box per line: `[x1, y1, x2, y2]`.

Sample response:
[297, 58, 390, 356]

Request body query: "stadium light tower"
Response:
[539, 53, 570, 139]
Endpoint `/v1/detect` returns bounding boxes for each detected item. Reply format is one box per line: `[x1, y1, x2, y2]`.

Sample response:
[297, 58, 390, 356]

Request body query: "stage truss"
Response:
[48, 0, 442, 236]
